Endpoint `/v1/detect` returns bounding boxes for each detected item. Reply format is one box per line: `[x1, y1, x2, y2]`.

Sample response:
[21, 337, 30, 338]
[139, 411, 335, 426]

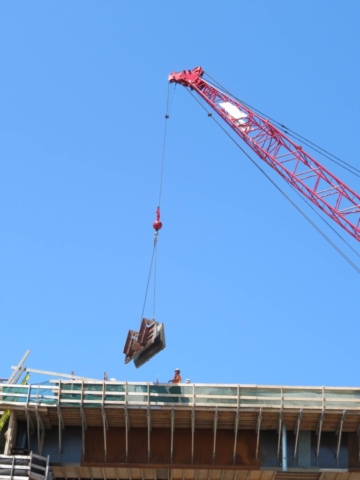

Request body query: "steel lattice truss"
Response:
[169, 67, 360, 242]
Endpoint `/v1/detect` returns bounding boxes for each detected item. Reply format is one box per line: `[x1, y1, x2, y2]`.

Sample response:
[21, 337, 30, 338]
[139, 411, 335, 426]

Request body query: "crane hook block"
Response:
[153, 207, 162, 231]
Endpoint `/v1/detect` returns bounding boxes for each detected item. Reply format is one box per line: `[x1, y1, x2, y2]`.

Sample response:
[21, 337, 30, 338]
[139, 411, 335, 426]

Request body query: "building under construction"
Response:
[2, 66, 360, 480]
[1, 353, 360, 480]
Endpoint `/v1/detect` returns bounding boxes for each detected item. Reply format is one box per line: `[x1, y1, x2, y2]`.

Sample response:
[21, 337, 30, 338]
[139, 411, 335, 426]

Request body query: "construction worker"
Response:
[169, 368, 182, 383]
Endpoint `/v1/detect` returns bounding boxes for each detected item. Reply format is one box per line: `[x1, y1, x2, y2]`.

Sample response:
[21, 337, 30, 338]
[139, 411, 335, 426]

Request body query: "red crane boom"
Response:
[168, 67, 360, 242]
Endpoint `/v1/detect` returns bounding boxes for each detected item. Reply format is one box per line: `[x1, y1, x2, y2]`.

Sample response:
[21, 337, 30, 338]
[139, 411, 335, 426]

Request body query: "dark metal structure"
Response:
[123, 319, 166, 368]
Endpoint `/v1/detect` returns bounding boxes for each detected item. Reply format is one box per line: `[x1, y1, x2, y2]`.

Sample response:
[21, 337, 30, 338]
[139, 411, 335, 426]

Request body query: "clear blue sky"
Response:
[1, 1, 359, 387]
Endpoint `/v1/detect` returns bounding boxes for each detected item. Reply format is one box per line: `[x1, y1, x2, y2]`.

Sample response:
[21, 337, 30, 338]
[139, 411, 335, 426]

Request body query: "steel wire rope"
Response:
[153, 240, 158, 319]
[140, 244, 157, 321]
[185, 88, 360, 274]
[140, 84, 173, 321]
[204, 71, 360, 177]
[287, 181, 360, 259]
[158, 83, 173, 207]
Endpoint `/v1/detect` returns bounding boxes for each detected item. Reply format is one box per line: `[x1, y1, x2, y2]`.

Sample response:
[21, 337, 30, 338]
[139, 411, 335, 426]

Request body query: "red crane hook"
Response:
[153, 207, 162, 232]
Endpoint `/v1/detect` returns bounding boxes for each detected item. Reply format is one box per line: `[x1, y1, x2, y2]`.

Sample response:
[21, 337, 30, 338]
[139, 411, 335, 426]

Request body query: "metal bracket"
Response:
[277, 409, 283, 460]
[255, 408, 262, 462]
[101, 405, 108, 458]
[336, 410, 346, 462]
[316, 409, 325, 460]
[191, 409, 195, 464]
[170, 408, 175, 463]
[233, 409, 240, 464]
[124, 405, 129, 461]
[294, 409, 303, 460]
[25, 407, 34, 452]
[57, 403, 64, 456]
[212, 408, 218, 461]
[147, 407, 151, 462]
[35, 406, 45, 455]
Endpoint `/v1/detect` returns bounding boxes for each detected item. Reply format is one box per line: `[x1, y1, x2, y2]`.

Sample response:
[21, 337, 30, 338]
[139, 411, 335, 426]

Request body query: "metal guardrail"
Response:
[0, 453, 48, 480]
[1, 382, 360, 410]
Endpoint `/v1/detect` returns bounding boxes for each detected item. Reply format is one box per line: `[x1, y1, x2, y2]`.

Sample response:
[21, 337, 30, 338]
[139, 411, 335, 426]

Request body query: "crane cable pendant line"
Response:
[193, 94, 360, 273]
[168, 67, 360, 273]
[140, 84, 171, 322]
[168, 67, 360, 243]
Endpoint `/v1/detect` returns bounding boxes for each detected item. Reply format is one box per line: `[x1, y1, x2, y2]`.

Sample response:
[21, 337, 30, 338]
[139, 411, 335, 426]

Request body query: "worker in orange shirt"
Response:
[169, 368, 182, 383]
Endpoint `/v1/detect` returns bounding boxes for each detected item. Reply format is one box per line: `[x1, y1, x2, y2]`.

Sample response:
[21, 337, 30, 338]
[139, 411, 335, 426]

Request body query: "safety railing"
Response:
[0, 453, 49, 480]
[1, 382, 360, 410]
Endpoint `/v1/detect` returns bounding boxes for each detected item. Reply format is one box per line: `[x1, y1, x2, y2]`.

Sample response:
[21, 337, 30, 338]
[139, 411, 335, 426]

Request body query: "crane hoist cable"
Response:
[140, 84, 173, 321]
[122, 86, 172, 368]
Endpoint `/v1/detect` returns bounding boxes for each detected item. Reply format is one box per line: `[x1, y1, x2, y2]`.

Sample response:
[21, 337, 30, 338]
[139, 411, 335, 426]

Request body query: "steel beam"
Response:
[170, 408, 175, 463]
[35, 406, 45, 455]
[125, 406, 129, 461]
[191, 409, 195, 464]
[80, 380, 87, 454]
[233, 410, 239, 464]
[147, 407, 151, 462]
[336, 410, 346, 463]
[101, 405, 108, 458]
[277, 409, 283, 460]
[101, 381, 108, 459]
[11, 366, 99, 382]
[7, 350, 30, 384]
[212, 408, 218, 461]
[255, 408, 262, 463]
[57, 404, 64, 456]
[316, 409, 325, 461]
[294, 409, 303, 460]
[25, 407, 34, 453]
[80, 405, 87, 456]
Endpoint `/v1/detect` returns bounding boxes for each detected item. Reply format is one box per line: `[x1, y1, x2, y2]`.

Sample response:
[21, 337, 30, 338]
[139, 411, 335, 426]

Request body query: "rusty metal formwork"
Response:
[123, 318, 166, 367]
